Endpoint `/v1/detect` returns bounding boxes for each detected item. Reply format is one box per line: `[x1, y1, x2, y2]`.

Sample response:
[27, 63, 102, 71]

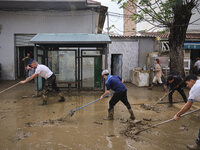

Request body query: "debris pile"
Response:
[12, 128, 31, 142]
[140, 104, 160, 112]
[121, 119, 151, 141]
[25, 117, 70, 127]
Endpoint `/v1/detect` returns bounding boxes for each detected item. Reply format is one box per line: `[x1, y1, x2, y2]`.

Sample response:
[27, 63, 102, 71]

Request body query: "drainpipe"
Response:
[106, 12, 109, 35]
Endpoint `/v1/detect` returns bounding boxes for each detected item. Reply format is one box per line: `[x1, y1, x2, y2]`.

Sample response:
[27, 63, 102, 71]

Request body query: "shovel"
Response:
[69, 93, 112, 117]
[135, 108, 200, 135]
[152, 90, 172, 106]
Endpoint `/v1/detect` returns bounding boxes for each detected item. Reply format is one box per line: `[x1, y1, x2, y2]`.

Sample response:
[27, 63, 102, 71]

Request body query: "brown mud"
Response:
[0, 81, 199, 150]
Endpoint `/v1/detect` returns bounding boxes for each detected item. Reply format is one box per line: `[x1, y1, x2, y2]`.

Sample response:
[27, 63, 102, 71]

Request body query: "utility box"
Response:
[130, 70, 149, 87]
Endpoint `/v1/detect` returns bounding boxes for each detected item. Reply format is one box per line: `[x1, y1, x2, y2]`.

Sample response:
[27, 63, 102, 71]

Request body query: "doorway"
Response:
[17, 46, 34, 78]
[111, 54, 123, 78]
[190, 49, 200, 74]
[81, 50, 102, 89]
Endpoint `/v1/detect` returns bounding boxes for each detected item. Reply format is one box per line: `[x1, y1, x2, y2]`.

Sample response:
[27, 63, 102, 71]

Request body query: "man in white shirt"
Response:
[173, 74, 200, 150]
[20, 60, 65, 105]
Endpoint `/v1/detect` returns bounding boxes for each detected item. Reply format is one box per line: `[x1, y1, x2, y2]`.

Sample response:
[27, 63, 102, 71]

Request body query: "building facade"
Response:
[0, 0, 107, 80]
[109, 35, 155, 82]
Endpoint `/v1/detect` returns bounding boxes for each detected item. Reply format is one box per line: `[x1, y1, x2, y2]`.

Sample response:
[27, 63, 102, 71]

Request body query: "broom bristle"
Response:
[69, 110, 74, 117]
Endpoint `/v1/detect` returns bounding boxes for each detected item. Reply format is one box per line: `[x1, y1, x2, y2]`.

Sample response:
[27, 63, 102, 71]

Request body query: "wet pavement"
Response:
[0, 80, 200, 150]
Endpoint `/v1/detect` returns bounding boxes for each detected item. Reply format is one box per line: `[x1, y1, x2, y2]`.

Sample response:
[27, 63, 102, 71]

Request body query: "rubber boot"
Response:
[187, 144, 200, 150]
[58, 93, 65, 102]
[104, 109, 114, 120]
[128, 109, 135, 120]
[148, 84, 153, 90]
[168, 103, 173, 107]
[41, 95, 47, 105]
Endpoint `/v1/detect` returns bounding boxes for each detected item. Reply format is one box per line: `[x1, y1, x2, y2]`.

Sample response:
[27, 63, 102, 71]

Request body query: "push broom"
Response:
[69, 93, 112, 117]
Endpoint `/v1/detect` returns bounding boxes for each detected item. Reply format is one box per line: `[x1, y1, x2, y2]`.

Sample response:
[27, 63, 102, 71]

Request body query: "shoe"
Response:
[104, 109, 114, 120]
[187, 144, 200, 150]
[40, 100, 47, 105]
[128, 109, 135, 120]
[58, 97, 65, 102]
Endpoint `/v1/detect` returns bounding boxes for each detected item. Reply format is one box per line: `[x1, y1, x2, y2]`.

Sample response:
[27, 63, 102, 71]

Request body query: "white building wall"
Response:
[0, 10, 99, 80]
[108, 38, 139, 82]
[188, 5, 200, 31]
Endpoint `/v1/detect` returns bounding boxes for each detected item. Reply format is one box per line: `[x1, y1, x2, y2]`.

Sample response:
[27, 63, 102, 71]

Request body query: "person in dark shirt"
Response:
[22, 52, 32, 77]
[164, 75, 187, 107]
[100, 70, 135, 120]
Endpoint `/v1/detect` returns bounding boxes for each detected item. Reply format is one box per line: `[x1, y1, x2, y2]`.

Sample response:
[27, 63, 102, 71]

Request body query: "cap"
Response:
[102, 70, 109, 76]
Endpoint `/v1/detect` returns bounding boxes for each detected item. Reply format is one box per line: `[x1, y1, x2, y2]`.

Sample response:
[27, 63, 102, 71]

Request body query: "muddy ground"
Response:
[0, 80, 200, 150]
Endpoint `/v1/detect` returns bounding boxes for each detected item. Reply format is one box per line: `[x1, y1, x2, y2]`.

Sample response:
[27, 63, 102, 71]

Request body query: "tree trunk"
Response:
[169, 2, 195, 77]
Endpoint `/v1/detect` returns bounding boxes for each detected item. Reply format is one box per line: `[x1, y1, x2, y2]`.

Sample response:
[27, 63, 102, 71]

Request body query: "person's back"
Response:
[168, 75, 182, 88]
[194, 60, 200, 70]
[35, 64, 53, 80]
[106, 75, 127, 93]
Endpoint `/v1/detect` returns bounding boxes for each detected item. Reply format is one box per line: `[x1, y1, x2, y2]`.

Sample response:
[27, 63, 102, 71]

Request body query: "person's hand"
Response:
[100, 95, 104, 99]
[20, 80, 26, 84]
[26, 66, 31, 70]
[164, 92, 168, 97]
[173, 114, 180, 121]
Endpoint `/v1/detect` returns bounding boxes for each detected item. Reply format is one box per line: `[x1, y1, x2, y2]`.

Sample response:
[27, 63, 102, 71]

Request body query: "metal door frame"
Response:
[80, 48, 102, 89]
[111, 54, 123, 78]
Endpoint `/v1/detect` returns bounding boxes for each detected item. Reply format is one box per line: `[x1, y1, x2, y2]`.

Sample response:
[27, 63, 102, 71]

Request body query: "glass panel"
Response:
[37, 56, 43, 90]
[38, 49, 44, 55]
[48, 51, 76, 87]
[82, 57, 94, 88]
[82, 51, 101, 56]
[94, 57, 101, 88]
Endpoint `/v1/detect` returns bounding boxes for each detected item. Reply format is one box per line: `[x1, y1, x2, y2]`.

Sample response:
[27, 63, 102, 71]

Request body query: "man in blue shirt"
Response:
[100, 70, 135, 120]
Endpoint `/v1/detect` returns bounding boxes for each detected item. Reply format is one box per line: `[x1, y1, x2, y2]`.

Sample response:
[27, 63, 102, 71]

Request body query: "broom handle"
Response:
[72, 93, 112, 113]
[152, 108, 200, 128]
[0, 82, 20, 94]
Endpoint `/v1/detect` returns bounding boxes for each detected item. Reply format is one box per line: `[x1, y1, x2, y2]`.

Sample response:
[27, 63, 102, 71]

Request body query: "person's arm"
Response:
[22, 56, 28, 61]
[100, 90, 111, 99]
[118, 76, 124, 83]
[154, 64, 161, 72]
[20, 73, 38, 84]
[173, 101, 193, 120]
[164, 84, 169, 95]
[194, 61, 197, 67]
[174, 78, 184, 89]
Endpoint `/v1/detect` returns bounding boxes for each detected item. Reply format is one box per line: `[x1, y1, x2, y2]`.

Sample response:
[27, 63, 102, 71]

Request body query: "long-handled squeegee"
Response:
[0, 82, 20, 94]
[135, 108, 200, 135]
[69, 93, 112, 117]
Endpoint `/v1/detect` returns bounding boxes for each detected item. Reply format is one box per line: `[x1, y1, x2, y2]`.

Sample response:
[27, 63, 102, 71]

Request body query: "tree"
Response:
[113, 0, 199, 76]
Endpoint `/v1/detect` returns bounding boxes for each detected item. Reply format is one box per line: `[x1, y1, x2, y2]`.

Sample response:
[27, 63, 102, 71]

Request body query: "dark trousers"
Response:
[197, 129, 200, 145]
[43, 74, 61, 97]
[109, 91, 131, 111]
[168, 88, 187, 104]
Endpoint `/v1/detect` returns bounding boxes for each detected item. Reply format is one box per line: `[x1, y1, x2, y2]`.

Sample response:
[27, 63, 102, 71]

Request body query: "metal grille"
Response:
[15, 34, 36, 47]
